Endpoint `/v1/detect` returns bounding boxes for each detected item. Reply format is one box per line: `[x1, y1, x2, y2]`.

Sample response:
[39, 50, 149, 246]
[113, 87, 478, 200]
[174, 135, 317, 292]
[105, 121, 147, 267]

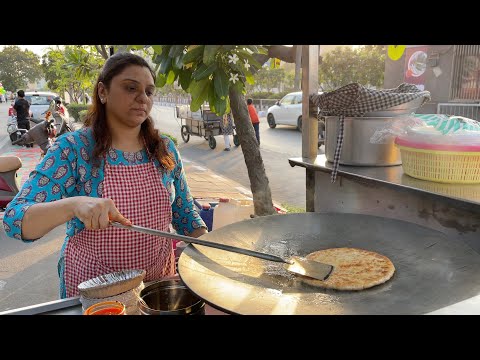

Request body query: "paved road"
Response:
[151, 105, 325, 209]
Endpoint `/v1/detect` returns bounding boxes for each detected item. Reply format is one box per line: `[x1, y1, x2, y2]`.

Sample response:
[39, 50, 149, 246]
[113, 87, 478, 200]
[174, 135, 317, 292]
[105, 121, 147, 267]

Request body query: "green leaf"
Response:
[189, 78, 209, 99]
[159, 45, 172, 64]
[178, 69, 192, 91]
[152, 53, 164, 65]
[230, 64, 245, 78]
[256, 46, 268, 55]
[225, 97, 231, 114]
[245, 72, 255, 85]
[166, 69, 176, 85]
[169, 45, 185, 58]
[221, 45, 235, 51]
[192, 62, 217, 80]
[203, 45, 221, 65]
[213, 68, 229, 98]
[244, 45, 259, 53]
[183, 46, 205, 65]
[214, 96, 227, 116]
[233, 79, 244, 94]
[236, 51, 262, 69]
[151, 45, 163, 55]
[155, 73, 167, 87]
[172, 54, 184, 70]
[190, 79, 210, 112]
[131, 45, 146, 50]
[159, 57, 172, 74]
[208, 85, 216, 113]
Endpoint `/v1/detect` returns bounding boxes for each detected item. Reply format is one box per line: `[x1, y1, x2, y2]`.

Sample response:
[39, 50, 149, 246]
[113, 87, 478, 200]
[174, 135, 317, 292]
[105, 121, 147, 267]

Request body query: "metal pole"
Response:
[301, 45, 319, 212]
[294, 46, 302, 91]
[301, 45, 319, 159]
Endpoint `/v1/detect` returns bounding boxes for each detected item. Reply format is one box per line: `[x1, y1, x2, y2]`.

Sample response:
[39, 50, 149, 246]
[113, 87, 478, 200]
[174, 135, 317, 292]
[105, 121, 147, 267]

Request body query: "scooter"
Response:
[0, 156, 21, 211]
[6, 110, 43, 144]
[6, 115, 24, 143]
[10, 100, 72, 155]
[11, 117, 57, 155]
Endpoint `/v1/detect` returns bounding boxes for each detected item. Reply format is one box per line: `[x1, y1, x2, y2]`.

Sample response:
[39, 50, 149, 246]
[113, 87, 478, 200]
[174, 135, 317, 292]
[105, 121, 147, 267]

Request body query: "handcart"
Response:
[175, 105, 240, 150]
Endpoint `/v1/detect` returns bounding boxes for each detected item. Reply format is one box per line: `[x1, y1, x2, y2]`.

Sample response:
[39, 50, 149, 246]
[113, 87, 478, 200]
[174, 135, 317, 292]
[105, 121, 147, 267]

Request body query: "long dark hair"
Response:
[84, 52, 175, 171]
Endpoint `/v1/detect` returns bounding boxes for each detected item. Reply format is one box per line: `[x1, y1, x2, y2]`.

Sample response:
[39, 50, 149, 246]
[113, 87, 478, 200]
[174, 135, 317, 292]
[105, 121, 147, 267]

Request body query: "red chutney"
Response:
[84, 301, 126, 315]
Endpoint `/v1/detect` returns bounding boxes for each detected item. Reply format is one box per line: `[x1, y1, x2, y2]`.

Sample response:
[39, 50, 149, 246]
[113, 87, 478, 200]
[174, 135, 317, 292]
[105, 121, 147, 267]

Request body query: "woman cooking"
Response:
[2, 52, 207, 298]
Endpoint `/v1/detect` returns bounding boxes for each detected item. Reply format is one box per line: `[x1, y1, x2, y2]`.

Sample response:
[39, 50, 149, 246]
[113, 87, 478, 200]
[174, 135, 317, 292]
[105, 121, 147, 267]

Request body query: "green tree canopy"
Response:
[42, 46, 104, 103]
[252, 67, 287, 93]
[138, 45, 278, 215]
[0, 46, 42, 91]
[319, 45, 385, 91]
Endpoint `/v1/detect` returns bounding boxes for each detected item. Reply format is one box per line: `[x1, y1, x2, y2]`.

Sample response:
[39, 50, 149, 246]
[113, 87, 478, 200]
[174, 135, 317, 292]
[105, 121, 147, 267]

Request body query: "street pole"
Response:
[301, 45, 319, 212]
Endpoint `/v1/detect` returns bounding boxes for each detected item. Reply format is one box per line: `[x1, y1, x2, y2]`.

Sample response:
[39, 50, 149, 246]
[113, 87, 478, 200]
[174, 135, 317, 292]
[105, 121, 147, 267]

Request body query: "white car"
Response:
[267, 91, 324, 132]
[24, 91, 68, 121]
[9, 91, 70, 122]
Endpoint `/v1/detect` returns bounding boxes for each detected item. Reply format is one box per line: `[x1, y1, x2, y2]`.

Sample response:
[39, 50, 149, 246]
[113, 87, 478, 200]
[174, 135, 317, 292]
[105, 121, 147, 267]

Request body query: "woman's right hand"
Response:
[72, 197, 132, 230]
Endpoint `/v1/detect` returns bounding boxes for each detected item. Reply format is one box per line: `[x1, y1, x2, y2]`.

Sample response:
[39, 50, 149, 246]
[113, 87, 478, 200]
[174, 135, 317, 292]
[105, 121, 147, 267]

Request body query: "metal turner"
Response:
[110, 222, 334, 281]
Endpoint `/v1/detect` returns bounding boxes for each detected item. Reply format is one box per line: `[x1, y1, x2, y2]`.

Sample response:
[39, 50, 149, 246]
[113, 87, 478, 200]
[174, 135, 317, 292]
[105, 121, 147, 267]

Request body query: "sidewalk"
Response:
[182, 159, 254, 202]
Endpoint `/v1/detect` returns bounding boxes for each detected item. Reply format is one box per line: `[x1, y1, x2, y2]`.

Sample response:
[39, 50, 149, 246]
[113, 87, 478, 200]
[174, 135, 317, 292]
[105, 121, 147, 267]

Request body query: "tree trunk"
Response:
[228, 87, 276, 216]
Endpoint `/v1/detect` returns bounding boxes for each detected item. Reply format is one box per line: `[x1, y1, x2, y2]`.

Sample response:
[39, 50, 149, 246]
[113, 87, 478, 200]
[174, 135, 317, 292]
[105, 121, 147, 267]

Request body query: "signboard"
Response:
[404, 46, 429, 90]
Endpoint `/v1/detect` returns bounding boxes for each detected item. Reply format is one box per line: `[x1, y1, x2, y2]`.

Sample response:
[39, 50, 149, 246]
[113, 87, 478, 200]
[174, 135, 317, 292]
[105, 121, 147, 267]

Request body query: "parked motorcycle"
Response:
[11, 117, 57, 154]
[0, 156, 21, 211]
[10, 99, 72, 155]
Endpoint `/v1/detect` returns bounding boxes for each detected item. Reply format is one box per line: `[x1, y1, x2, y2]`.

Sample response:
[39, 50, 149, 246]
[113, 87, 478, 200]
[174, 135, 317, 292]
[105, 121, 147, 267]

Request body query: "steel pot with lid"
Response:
[138, 279, 205, 315]
[325, 116, 402, 166]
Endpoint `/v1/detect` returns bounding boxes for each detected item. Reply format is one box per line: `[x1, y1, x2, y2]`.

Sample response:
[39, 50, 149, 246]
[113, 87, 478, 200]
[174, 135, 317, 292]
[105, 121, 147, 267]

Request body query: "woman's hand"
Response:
[72, 197, 132, 230]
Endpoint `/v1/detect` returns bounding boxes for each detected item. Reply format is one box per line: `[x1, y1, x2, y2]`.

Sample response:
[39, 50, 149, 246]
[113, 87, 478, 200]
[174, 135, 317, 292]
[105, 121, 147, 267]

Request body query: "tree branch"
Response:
[267, 45, 298, 63]
[95, 45, 109, 59]
[250, 45, 298, 77]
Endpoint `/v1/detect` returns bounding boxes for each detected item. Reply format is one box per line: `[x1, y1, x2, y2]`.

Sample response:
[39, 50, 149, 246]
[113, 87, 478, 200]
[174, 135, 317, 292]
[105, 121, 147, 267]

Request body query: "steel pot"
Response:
[138, 279, 205, 315]
[325, 116, 402, 166]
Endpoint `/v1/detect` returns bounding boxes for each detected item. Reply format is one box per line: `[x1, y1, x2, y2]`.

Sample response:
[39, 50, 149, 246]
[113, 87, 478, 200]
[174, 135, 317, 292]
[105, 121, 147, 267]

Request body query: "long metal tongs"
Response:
[110, 222, 334, 281]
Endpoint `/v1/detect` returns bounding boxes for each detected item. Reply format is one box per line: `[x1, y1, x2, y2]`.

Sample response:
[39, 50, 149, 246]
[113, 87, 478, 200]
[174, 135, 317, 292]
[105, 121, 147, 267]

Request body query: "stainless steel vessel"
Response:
[325, 116, 402, 166]
[139, 279, 205, 315]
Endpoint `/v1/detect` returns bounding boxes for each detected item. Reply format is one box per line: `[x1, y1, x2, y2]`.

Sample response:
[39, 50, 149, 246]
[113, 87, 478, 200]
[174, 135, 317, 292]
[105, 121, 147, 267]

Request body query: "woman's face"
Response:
[99, 65, 155, 129]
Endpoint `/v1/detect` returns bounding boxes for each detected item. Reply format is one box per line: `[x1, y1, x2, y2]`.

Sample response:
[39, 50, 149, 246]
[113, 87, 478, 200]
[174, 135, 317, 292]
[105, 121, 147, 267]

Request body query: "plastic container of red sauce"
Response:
[83, 301, 126, 315]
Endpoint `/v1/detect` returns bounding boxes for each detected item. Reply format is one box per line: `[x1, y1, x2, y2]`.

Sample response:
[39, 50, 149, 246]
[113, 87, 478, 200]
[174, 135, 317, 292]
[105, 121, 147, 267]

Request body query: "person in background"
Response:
[247, 98, 260, 145]
[54, 96, 66, 115]
[220, 112, 234, 151]
[13, 90, 33, 148]
[3, 52, 207, 299]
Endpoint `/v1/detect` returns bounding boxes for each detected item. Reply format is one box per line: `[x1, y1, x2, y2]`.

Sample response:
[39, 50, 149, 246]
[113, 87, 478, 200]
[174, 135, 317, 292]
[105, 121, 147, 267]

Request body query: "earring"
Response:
[100, 98, 105, 104]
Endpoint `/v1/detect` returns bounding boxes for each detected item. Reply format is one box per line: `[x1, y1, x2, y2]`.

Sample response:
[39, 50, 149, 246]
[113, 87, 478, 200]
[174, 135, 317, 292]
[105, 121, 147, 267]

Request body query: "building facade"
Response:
[384, 45, 480, 120]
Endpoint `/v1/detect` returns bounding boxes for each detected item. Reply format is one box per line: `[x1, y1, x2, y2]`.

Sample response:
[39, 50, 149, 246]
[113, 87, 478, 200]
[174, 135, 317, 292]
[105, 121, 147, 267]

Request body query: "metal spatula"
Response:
[110, 222, 334, 281]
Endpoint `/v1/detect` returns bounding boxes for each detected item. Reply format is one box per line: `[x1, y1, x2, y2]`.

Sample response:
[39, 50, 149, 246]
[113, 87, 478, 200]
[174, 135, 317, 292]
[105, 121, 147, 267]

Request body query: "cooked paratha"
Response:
[301, 248, 395, 290]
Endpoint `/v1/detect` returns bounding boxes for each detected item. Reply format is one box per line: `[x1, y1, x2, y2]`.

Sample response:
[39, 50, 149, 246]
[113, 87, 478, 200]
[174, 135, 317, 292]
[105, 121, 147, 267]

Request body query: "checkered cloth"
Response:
[310, 83, 431, 182]
[64, 159, 175, 298]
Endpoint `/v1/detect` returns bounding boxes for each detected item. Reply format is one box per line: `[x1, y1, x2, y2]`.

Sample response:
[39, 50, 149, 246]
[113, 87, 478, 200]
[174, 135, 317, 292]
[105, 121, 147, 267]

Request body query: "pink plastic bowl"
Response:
[395, 137, 480, 152]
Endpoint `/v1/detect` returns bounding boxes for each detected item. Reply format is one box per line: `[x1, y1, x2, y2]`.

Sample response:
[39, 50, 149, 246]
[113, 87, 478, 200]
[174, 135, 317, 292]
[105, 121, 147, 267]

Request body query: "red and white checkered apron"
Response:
[64, 156, 174, 298]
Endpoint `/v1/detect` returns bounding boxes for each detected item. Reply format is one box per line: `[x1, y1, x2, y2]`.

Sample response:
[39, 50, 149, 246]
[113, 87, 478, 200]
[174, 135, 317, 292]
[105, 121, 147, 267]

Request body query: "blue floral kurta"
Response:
[2, 127, 205, 296]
